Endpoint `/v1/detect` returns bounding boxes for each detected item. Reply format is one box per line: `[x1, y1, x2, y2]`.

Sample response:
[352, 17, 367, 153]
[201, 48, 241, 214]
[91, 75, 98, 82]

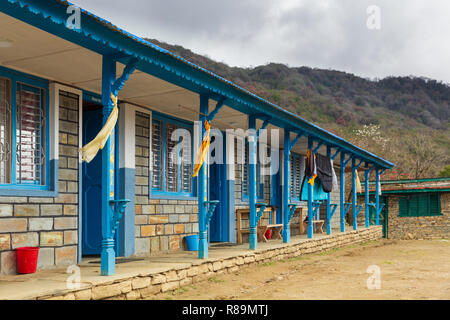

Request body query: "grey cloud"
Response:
[72, 0, 450, 83]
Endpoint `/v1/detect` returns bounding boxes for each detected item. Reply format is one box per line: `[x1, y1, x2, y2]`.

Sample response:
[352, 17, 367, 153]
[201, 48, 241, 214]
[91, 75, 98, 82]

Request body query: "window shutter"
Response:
[0, 78, 11, 184]
[16, 83, 46, 185]
[429, 193, 440, 216]
[412, 194, 430, 217]
[399, 196, 408, 217]
[151, 119, 162, 190]
[180, 128, 192, 193]
[165, 123, 178, 192]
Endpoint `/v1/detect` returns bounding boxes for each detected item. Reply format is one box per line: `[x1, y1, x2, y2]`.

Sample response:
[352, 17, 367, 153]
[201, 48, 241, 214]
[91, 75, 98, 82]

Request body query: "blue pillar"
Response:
[307, 137, 313, 239]
[282, 129, 290, 243]
[198, 94, 209, 258]
[101, 55, 116, 276]
[352, 158, 357, 230]
[339, 152, 346, 233]
[364, 165, 370, 228]
[326, 146, 332, 235]
[248, 115, 257, 250]
[375, 168, 380, 226]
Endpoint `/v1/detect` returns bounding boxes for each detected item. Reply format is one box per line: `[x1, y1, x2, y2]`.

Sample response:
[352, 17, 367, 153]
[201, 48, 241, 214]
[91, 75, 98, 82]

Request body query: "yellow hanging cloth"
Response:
[355, 169, 362, 193]
[192, 120, 211, 177]
[80, 94, 118, 163]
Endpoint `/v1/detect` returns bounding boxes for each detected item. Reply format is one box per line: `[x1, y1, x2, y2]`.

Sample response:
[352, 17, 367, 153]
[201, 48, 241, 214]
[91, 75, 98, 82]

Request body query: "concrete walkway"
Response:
[0, 227, 382, 300]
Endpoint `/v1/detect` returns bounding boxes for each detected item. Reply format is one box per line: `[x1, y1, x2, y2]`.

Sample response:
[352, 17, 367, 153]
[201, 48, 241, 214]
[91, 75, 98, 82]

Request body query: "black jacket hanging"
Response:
[315, 153, 333, 193]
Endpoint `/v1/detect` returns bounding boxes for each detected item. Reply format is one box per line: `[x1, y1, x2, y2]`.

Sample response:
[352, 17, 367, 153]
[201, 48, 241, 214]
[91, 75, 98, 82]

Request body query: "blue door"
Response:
[209, 161, 228, 242]
[209, 133, 229, 243]
[82, 106, 103, 255]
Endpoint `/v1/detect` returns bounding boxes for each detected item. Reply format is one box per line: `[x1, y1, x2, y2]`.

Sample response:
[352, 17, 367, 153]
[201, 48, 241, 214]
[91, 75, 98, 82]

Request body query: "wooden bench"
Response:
[257, 208, 283, 242]
[236, 206, 279, 244]
[302, 217, 324, 234]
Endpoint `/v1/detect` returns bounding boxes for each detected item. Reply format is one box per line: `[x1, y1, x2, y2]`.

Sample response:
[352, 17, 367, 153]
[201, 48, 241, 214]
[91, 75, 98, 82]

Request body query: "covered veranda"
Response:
[0, 0, 394, 276]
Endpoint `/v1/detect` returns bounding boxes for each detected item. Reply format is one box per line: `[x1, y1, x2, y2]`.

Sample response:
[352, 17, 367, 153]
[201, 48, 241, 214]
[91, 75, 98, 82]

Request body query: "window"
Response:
[242, 139, 264, 201]
[0, 78, 11, 184]
[289, 152, 305, 201]
[399, 193, 441, 217]
[151, 114, 193, 197]
[0, 72, 48, 191]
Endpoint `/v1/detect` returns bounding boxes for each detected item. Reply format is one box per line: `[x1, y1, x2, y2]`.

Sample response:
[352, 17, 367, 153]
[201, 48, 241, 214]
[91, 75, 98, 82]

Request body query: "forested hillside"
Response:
[147, 39, 450, 179]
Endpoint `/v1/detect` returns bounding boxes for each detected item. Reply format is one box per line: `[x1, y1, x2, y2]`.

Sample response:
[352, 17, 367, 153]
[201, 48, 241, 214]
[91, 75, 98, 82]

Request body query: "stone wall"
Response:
[134, 111, 198, 255]
[387, 192, 449, 239]
[0, 91, 79, 274]
[36, 226, 382, 300]
[357, 192, 450, 239]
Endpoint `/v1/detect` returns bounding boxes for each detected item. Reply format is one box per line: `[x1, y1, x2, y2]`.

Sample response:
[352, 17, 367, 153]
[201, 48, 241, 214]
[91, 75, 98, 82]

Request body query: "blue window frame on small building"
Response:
[0, 66, 53, 196]
[150, 112, 195, 199]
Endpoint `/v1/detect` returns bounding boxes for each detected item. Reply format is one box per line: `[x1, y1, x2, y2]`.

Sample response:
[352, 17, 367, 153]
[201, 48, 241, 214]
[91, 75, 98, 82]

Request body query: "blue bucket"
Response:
[185, 234, 198, 251]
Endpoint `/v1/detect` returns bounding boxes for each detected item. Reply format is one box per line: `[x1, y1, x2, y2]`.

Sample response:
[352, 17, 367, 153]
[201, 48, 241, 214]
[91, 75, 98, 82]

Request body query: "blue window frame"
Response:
[150, 112, 194, 198]
[242, 140, 264, 201]
[0, 66, 51, 195]
[290, 152, 304, 202]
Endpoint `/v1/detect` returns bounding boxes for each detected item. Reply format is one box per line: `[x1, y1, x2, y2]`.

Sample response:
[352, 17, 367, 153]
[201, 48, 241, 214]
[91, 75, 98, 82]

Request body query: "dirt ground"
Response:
[153, 239, 450, 300]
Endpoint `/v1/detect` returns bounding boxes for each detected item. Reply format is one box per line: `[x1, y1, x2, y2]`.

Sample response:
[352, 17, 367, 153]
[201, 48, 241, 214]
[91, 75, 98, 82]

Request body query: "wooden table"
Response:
[257, 208, 283, 242]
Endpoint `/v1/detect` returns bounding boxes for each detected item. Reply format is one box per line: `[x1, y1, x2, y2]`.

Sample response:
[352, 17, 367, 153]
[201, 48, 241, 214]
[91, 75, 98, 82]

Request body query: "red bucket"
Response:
[16, 247, 39, 274]
[265, 229, 272, 240]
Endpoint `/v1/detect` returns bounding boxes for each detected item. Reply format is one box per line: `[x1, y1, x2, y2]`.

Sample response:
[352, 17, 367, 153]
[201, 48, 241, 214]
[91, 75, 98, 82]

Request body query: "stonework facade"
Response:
[0, 91, 79, 274]
[133, 111, 198, 255]
[357, 179, 450, 240]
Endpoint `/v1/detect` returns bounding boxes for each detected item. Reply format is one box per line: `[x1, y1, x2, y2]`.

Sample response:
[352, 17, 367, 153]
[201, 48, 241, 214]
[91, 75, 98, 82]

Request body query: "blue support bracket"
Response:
[256, 116, 271, 139]
[355, 205, 363, 217]
[287, 203, 298, 223]
[289, 131, 304, 151]
[312, 141, 323, 154]
[109, 199, 131, 236]
[330, 204, 338, 218]
[255, 202, 268, 224]
[111, 57, 139, 96]
[377, 203, 385, 216]
[330, 148, 340, 160]
[342, 154, 352, 167]
[207, 97, 225, 122]
[205, 200, 220, 225]
[353, 158, 364, 170]
[344, 202, 352, 215]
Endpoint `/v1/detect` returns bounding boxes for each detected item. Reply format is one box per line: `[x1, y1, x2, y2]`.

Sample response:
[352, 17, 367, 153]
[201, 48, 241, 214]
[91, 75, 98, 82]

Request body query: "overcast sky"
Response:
[72, 0, 450, 83]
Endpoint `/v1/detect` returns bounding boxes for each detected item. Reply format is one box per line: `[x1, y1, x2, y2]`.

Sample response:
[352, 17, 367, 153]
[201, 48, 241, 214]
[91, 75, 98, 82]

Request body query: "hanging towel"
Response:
[355, 170, 362, 193]
[80, 93, 118, 163]
[378, 180, 382, 196]
[331, 158, 338, 191]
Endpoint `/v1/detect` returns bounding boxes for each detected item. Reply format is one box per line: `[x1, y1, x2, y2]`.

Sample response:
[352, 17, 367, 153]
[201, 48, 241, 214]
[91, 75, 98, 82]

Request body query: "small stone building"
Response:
[358, 178, 450, 240]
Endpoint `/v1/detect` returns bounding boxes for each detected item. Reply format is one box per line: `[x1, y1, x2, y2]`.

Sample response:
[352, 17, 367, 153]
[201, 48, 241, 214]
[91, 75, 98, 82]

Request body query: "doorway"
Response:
[209, 134, 229, 243]
[81, 101, 120, 256]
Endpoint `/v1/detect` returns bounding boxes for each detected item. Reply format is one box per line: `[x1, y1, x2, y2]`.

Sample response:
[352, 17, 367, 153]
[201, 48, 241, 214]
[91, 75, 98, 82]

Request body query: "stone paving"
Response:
[0, 226, 382, 300]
